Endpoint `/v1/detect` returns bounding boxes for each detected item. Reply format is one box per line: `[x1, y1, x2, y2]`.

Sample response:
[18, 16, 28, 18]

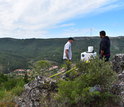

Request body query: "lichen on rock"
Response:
[112, 54, 124, 107]
[15, 76, 57, 107]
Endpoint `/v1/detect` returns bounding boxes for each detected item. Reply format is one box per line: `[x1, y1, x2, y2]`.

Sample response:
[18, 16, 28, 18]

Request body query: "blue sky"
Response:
[50, 7, 124, 38]
[0, 0, 124, 38]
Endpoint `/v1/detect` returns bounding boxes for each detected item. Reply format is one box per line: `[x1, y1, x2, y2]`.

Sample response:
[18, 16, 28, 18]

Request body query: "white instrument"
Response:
[81, 46, 97, 61]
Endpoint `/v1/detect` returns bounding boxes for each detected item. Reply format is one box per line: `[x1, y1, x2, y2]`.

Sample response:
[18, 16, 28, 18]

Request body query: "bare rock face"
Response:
[112, 54, 124, 73]
[112, 54, 124, 106]
[15, 76, 57, 107]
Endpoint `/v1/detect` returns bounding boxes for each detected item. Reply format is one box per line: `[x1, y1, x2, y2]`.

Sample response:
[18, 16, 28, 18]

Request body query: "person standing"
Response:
[99, 31, 110, 61]
[63, 37, 74, 61]
[63, 37, 74, 70]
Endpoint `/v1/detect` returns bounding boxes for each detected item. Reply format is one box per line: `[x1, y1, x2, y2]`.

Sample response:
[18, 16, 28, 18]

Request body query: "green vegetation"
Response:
[0, 37, 124, 73]
[0, 58, 121, 106]
[57, 58, 119, 107]
[0, 73, 26, 103]
[31, 60, 57, 78]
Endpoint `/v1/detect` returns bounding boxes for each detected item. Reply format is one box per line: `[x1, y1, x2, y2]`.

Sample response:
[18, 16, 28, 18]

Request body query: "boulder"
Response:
[112, 54, 124, 73]
[112, 54, 124, 107]
[15, 76, 57, 107]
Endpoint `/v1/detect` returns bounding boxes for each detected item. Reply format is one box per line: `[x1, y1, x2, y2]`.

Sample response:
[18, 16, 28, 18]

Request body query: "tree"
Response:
[31, 60, 52, 78]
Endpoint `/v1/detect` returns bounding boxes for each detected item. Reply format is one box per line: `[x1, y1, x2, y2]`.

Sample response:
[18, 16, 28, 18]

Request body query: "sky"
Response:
[0, 0, 124, 39]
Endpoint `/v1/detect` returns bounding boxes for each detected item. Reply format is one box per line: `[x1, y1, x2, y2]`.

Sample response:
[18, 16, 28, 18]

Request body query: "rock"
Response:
[112, 54, 124, 107]
[15, 76, 57, 107]
[118, 73, 124, 81]
[112, 54, 124, 73]
[89, 85, 102, 92]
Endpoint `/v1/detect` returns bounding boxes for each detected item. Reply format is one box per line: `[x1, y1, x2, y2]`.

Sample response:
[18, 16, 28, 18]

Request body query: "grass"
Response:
[0, 75, 26, 103]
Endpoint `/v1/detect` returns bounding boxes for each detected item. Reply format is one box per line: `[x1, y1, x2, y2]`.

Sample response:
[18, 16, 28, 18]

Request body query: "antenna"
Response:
[90, 28, 92, 36]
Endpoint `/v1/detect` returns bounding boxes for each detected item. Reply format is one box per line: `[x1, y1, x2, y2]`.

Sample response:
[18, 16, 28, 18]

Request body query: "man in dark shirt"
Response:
[99, 31, 110, 61]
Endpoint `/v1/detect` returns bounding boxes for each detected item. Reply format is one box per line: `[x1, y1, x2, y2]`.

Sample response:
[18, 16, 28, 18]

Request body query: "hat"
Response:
[68, 37, 74, 41]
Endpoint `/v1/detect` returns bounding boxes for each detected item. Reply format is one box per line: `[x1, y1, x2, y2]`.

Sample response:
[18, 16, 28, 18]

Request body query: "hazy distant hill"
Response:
[0, 37, 124, 73]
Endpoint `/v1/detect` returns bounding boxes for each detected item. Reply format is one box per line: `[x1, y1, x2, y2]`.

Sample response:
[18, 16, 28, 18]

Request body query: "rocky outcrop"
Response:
[15, 76, 57, 107]
[15, 54, 124, 107]
[112, 54, 124, 106]
[112, 54, 124, 73]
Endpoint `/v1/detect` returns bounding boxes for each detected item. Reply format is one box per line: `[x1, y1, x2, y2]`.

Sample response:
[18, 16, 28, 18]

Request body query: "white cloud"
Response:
[0, 0, 123, 38]
[47, 27, 99, 38]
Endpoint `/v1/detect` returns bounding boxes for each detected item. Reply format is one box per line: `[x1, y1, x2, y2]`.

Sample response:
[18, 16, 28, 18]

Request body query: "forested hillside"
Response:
[0, 37, 124, 73]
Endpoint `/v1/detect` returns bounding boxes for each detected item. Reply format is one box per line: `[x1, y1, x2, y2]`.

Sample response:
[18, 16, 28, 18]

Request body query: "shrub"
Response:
[31, 60, 54, 77]
[2, 79, 17, 91]
[57, 58, 118, 107]
[0, 76, 25, 102]
[0, 73, 8, 85]
[11, 86, 24, 96]
[0, 90, 6, 100]
[2, 78, 25, 91]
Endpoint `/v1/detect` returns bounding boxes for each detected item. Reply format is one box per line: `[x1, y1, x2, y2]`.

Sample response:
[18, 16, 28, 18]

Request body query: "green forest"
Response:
[0, 37, 124, 73]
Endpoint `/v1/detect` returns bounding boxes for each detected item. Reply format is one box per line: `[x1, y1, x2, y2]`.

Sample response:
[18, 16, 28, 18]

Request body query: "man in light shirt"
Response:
[63, 37, 74, 61]
[63, 37, 74, 71]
